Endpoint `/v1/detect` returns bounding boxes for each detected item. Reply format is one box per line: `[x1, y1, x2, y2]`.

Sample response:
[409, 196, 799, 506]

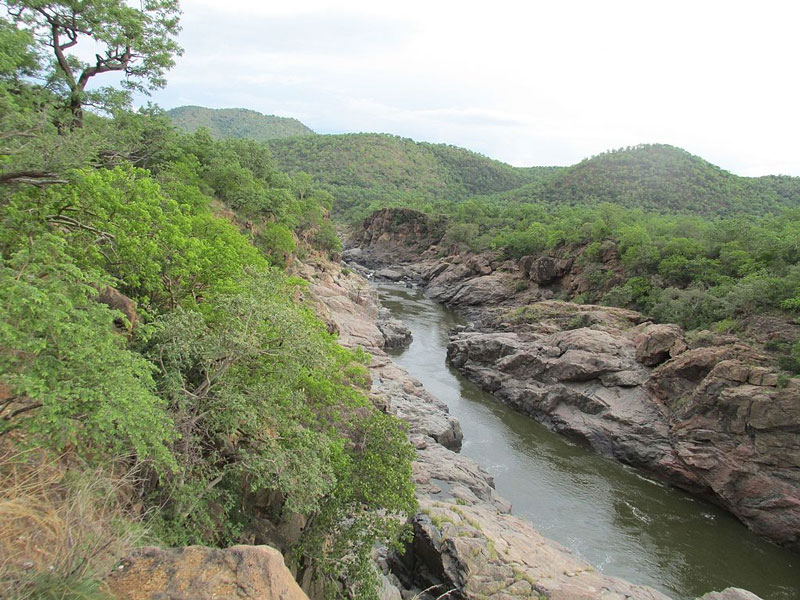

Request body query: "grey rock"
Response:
[378, 313, 413, 349]
[377, 268, 405, 282]
[698, 588, 764, 600]
[634, 323, 687, 366]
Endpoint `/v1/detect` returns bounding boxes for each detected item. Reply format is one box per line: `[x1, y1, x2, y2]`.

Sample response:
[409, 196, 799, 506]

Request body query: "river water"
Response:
[375, 283, 799, 600]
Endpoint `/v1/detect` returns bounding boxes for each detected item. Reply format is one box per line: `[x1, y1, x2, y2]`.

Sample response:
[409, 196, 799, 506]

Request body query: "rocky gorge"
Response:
[298, 252, 772, 600]
[342, 207, 800, 557]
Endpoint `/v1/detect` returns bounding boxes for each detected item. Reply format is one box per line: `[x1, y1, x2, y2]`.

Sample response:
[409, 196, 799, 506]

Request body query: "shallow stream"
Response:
[376, 283, 799, 600]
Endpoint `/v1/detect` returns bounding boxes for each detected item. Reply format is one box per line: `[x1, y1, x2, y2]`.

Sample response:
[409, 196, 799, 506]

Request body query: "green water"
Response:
[376, 283, 799, 600]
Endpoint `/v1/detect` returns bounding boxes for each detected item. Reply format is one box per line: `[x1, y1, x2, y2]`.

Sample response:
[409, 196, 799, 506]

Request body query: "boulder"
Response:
[523, 256, 569, 284]
[377, 316, 413, 349]
[341, 247, 364, 262]
[698, 589, 764, 600]
[106, 545, 308, 600]
[96, 286, 137, 330]
[400, 499, 675, 600]
[634, 323, 687, 366]
[376, 268, 405, 282]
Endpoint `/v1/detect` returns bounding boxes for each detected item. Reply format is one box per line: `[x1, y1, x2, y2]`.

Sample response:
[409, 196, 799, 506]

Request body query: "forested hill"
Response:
[167, 107, 800, 220]
[476, 144, 800, 217]
[167, 106, 315, 140]
[265, 133, 557, 220]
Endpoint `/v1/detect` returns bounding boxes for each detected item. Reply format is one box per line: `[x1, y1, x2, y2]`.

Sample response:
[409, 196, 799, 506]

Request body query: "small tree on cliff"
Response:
[3, 0, 182, 127]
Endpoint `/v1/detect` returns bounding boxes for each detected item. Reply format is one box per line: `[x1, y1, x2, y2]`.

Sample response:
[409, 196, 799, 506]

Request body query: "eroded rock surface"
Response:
[377, 308, 413, 349]
[347, 208, 447, 267]
[106, 545, 309, 600]
[446, 302, 800, 551]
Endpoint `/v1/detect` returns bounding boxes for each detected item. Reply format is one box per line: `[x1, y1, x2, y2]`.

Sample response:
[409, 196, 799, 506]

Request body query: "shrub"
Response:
[0, 237, 174, 468]
[650, 286, 731, 331]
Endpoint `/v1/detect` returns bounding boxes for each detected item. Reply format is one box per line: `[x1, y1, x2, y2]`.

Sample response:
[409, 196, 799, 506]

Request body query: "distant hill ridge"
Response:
[167, 106, 315, 141]
[266, 136, 800, 218]
[488, 144, 800, 216]
[166, 105, 800, 219]
[265, 132, 557, 218]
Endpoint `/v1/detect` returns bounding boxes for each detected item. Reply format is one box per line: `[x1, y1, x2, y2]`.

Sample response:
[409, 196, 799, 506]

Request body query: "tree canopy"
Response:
[4, 0, 182, 125]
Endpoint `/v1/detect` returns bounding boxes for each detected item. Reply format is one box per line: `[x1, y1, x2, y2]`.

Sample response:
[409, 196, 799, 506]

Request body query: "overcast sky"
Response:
[147, 0, 800, 176]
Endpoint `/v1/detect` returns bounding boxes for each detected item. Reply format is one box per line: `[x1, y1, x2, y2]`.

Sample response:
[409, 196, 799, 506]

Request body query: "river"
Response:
[375, 283, 799, 600]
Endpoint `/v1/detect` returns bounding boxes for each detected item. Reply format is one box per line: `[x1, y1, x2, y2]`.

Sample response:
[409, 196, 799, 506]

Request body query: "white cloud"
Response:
[147, 0, 800, 175]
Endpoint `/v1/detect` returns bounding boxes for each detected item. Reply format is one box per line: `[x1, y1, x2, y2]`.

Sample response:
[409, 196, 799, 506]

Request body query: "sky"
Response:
[145, 0, 800, 176]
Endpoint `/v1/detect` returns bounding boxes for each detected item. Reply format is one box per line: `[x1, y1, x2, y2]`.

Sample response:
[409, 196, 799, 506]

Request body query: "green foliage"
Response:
[313, 219, 342, 258]
[5, 0, 182, 123]
[168, 106, 315, 141]
[145, 270, 416, 590]
[650, 287, 730, 331]
[391, 193, 800, 338]
[603, 277, 657, 311]
[0, 17, 37, 77]
[481, 144, 800, 217]
[265, 133, 550, 221]
[299, 139, 800, 227]
[441, 222, 480, 253]
[259, 222, 297, 261]
[2, 166, 264, 310]
[6, 573, 112, 600]
[0, 236, 173, 467]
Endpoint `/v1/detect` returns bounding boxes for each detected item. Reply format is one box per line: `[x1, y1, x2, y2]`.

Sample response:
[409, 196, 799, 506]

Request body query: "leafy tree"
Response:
[0, 15, 37, 76]
[3, 166, 263, 310]
[0, 235, 174, 466]
[4, 0, 182, 126]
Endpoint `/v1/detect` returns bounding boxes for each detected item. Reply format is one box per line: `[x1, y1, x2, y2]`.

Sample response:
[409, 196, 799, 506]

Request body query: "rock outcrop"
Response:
[445, 302, 800, 551]
[377, 308, 413, 349]
[95, 286, 138, 330]
[698, 589, 764, 600]
[346, 208, 447, 267]
[106, 545, 309, 600]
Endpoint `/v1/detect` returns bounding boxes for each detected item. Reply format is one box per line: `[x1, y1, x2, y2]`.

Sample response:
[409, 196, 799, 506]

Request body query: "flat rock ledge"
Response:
[106, 545, 308, 600]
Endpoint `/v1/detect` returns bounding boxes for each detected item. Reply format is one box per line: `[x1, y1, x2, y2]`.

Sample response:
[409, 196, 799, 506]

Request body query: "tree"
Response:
[4, 0, 182, 126]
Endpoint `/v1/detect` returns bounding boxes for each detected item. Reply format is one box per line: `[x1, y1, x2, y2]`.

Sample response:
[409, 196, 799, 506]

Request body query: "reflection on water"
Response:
[375, 283, 799, 600]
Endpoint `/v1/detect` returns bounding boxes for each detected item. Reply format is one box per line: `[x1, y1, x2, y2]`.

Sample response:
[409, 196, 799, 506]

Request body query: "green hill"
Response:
[167, 110, 800, 220]
[477, 144, 800, 217]
[265, 133, 555, 218]
[167, 106, 315, 141]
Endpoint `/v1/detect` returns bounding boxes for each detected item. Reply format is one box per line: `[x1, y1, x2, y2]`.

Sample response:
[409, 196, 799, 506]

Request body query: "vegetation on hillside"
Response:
[266, 133, 555, 221]
[413, 197, 800, 371]
[267, 133, 800, 223]
[168, 105, 316, 141]
[479, 144, 800, 217]
[282, 135, 799, 368]
[0, 9, 414, 600]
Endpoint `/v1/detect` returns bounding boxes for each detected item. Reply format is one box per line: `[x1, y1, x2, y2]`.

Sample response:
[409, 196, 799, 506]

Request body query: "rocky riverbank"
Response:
[341, 207, 800, 555]
[299, 256, 764, 600]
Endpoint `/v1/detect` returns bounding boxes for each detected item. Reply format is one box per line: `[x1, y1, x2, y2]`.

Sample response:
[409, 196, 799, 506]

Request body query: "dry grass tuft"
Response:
[0, 447, 147, 599]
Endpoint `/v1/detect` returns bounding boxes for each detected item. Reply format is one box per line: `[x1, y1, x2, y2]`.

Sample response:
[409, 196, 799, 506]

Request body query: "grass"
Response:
[0, 447, 146, 600]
